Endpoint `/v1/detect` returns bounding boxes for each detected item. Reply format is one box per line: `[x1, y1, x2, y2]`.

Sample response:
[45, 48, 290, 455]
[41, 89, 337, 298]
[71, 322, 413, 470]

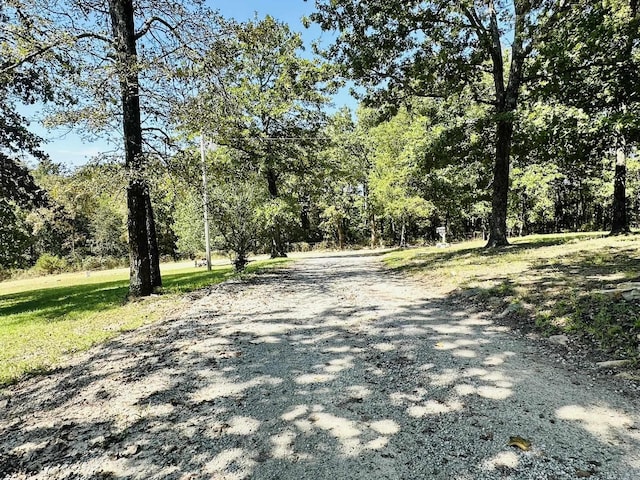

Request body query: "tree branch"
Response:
[1, 32, 112, 74]
[135, 16, 176, 40]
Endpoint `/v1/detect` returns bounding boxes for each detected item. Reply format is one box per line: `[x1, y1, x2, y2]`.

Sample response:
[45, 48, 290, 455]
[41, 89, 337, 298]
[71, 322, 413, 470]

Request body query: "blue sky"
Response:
[25, 0, 356, 167]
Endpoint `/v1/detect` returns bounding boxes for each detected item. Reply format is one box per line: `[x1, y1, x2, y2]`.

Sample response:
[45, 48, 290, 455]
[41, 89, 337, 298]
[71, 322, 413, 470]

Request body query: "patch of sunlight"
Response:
[249, 335, 281, 344]
[453, 349, 477, 358]
[407, 399, 464, 418]
[369, 419, 400, 435]
[435, 338, 482, 350]
[204, 448, 256, 480]
[476, 385, 513, 400]
[556, 405, 635, 439]
[373, 342, 396, 352]
[282, 404, 309, 421]
[462, 367, 489, 378]
[365, 436, 389, 450]
[390, 388, 428, 406]
[191, 375, 282, 402]
[483, 352, 516, 366]
[429, 369, 461, 386]
[430, 324, 475, 335]
[346, 385, 372, 399]
[458, 318, 493, 326]
[309, 411, 361, 439]
[294, 419, 314, 432]
[226, 416, 261, 435]
[454, 384, 477, 396]
[322, 345, 364, 354]
[482, 450, 520, 471]
[271, 430, 302, 459]
[323, 355, 354, 373]
[295, 373, 336, 384]
[296, 331, 340, 345]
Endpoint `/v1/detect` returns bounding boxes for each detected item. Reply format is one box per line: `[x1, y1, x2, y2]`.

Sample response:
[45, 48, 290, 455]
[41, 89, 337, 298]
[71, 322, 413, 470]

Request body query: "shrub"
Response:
[34, 254, 68, 275]
[82, 256, 127, 271]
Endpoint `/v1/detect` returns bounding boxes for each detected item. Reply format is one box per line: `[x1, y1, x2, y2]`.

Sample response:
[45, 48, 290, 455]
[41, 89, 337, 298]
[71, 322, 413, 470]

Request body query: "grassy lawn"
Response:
[0, 258, 290, 386]
[384, 232, 640, 360]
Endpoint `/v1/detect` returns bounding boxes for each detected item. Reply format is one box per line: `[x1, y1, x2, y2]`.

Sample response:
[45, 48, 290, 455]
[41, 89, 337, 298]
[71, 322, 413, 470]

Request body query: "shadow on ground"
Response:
[1, 253, 639, 479]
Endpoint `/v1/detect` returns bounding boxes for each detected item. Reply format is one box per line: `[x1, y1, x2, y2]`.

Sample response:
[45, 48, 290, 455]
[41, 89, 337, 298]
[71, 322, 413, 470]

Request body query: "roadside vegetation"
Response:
[0, 258, 289, 387]
[384, 233, 640, 361]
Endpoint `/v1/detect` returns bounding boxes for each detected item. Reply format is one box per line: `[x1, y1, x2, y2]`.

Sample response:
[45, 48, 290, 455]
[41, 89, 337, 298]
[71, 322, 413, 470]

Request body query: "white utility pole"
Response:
[201, 133, 212, 271]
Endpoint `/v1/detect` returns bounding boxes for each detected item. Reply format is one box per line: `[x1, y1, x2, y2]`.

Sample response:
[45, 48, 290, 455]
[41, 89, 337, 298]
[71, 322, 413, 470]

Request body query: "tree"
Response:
[3, 0, 225, 295]
[534, 0, 640, 234]
[182, 16, 333, 257]
[1, 3, 53, 268]
[366, 106, 434, 246]
[310, 0, 580, 246]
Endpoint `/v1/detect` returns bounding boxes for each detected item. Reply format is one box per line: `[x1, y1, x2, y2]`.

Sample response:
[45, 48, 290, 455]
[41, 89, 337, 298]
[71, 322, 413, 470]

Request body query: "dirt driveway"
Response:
[1, 252, 639, 479]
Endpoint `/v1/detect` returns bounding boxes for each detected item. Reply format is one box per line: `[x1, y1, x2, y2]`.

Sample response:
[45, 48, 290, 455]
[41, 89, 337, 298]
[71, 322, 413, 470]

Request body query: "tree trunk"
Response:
[145, 191, 162, 288]
[108, 0, 153, 297]
[265, 168, 287, 257]
[610, 146, 630, 235]
[485, 1, 526, 247]
[337, 220, 345, 249]
[400, 218, 406, 248]
[486, 118, 513, 247]
[370, 213, 378, 249]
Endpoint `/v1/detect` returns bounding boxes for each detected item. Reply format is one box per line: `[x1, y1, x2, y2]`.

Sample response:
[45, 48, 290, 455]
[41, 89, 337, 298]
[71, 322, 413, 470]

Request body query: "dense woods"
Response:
[2, 0, 640, 294]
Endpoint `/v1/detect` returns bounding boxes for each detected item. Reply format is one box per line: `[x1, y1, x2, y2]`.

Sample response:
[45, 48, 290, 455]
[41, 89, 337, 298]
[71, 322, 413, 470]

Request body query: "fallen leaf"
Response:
[507, 436, 531, 451]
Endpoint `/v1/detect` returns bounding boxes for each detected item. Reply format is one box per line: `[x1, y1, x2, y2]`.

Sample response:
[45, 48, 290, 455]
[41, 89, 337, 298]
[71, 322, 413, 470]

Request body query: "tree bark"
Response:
[145, 191, 162, 288]
[486, 118, 513, 246]
[485, 2, 526, 247]
[610, 145, 630, 235]
[370, 213, 378, 249]
[108, 0, 152, 296]
[337, 220, 345, 249]
[265, 168, 287, 258]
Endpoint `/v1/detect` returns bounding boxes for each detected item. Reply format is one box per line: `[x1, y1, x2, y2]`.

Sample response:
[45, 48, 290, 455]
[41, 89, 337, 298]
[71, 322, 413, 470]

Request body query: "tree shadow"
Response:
[1, 253, 638, 479]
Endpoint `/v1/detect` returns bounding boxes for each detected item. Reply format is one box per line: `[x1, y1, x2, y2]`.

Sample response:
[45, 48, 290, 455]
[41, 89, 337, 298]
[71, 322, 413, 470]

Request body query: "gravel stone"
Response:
[1, 251, 639, 479]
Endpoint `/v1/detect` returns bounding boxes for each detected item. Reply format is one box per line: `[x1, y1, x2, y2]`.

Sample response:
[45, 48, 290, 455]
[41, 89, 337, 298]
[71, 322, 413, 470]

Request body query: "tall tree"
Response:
[310, 0, 577, 246]
[107, 0, 157, 295]
[181, 16, 333, 257]
[534, 0, 640, 235]
[3, 0, 223, 295]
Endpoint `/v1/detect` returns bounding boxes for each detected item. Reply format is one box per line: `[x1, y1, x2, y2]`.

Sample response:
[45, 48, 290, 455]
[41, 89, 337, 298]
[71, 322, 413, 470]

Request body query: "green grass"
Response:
[385, 232, 640, 360]
[0, 258, 290, 386]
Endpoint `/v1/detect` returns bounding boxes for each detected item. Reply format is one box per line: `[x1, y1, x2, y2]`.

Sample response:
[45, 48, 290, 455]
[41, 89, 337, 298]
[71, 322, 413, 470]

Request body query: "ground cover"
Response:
[384, 232, 640, 361]
[0, 258, 289, 386]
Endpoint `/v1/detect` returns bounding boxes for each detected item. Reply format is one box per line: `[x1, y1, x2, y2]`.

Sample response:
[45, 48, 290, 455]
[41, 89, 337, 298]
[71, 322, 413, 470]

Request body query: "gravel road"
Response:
[1, 252, 639, 479]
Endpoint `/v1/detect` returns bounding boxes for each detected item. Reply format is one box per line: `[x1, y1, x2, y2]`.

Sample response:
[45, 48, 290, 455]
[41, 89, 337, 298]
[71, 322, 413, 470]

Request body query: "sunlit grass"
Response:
[0, 258, 291, 386]
[385, 232, 640, 359]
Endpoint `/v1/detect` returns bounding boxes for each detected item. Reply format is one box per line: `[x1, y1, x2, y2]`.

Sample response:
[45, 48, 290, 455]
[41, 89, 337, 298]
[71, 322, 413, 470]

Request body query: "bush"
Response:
[34, 254, 68, 275]
[290, 242, 312, 252]
[82, 256, 127, 271]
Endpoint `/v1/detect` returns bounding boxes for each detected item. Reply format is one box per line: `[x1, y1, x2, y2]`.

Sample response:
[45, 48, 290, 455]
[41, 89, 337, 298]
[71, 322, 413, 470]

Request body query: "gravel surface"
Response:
[1, 251, 639, 479]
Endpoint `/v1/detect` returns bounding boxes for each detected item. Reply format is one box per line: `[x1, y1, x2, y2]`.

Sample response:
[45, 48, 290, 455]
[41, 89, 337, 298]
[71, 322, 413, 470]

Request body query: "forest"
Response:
[2, 0, 640, 296]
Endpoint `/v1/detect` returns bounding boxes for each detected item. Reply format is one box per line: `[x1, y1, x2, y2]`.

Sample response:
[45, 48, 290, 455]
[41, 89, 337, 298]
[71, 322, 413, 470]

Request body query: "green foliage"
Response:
[209, 173, 268, 271]
[0, 200, 32, 269]
[174, 189, 205, 258]
[34, 253, 68, 275]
